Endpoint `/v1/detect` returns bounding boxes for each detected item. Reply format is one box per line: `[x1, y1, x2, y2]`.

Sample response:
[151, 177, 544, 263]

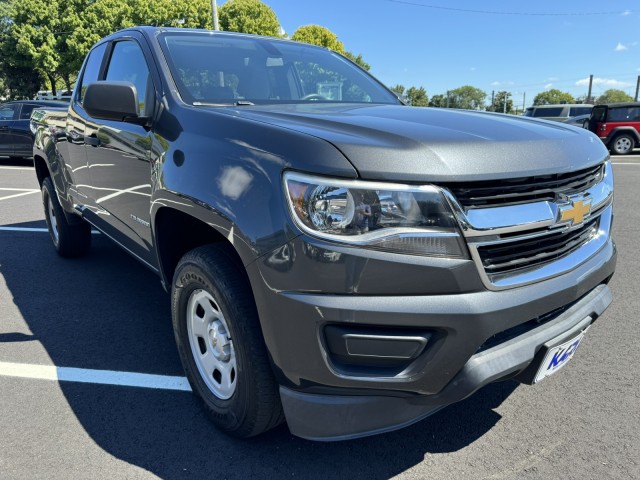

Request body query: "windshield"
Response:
[159, 32, 400, 106]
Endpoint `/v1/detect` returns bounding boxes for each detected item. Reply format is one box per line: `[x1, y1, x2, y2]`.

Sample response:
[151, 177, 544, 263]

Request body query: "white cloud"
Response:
[544, 83, 553, 89]
[615, 42, 628, 51]
[622, 10, 632, 16]
[547, 77, 559, 82]
[576, 77, 633, 88]
[490, 81, 514, 87]
[470, 67, 476, 71]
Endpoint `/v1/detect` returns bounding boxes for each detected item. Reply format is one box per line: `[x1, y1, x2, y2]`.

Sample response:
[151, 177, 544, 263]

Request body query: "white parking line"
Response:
[611, 162, 640, 165]
[0, 361, 192, 392]
[0, 166, 34, 170]
[0, 188, 40, 201]
[0, 227, 49, 232]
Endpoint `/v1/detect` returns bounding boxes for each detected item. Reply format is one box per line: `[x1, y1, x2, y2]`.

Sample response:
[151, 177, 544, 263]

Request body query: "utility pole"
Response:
[587, 74, 593, 103]
[491, 90, 495, 112]
[522, 92, 526, 113]
[446, 90, 450, 108]
[211, 0, 219, 31]
[635, 76, 640, 102]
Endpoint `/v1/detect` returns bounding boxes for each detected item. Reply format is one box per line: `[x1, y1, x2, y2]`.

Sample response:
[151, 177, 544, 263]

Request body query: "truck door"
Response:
[84, 37, 157, 268]
[66, 42, 109, 203]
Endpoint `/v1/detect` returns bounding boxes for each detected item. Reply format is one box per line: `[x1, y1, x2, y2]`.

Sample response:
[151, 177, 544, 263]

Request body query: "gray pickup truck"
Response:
[32, 27, 616, 441]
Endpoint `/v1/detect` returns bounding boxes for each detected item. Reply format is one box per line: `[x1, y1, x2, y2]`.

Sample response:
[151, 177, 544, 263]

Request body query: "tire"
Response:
[171, 244, 284, 438]
[611, 134, 635, 155]
[42, 177, 91, 258]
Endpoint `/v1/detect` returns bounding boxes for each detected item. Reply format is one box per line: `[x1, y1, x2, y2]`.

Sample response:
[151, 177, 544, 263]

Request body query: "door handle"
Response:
[84, 135, 101, 147]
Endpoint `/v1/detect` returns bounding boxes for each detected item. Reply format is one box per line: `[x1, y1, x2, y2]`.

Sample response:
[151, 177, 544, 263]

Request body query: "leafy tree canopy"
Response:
[343, 51, 370, 71]
[291, 25, 344, 53]
[533, 88, 575, 106]
[448, 85, 486, 110]
[407, 86, 428, 107]
[596, 89, 634, 104]
[219, 0, 281, 37]
[390, 84, 405, 96]
[491, 90, 514, 114]
[429, 94, 447, 108]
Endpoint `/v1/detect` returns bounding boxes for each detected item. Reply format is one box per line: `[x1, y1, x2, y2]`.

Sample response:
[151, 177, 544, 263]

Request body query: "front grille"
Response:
[478, 218, 599, 276]
[446, 163, 604, 208]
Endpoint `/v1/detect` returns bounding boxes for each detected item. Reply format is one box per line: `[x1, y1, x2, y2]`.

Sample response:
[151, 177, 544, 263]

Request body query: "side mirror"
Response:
[83, 81, 147, 125]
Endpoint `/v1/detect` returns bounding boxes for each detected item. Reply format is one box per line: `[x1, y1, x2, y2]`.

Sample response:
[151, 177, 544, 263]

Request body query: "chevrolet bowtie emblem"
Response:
[558, 196, 592, 226]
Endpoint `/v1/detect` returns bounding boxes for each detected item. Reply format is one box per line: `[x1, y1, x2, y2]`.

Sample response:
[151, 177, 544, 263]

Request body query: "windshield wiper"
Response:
[193, 100, 255, 107]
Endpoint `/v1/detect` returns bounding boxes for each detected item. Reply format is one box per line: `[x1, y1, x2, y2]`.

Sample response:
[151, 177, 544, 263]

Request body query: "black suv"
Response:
[587, 102, 640, 155]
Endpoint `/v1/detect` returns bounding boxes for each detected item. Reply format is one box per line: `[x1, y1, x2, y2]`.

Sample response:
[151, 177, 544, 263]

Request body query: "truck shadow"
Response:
[1, 224, 518, 479]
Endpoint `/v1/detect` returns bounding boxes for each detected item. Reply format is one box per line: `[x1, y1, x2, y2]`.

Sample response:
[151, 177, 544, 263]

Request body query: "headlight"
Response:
[284, 172, 468, 258]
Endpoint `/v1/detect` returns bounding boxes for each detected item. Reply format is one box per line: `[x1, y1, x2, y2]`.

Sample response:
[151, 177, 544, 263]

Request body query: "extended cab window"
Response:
[105, 40, 152, 116]
[79, 43, 107, 103]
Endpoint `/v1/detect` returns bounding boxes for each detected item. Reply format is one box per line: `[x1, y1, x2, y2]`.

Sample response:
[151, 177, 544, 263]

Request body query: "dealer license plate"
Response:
[534, 329, 588, 383]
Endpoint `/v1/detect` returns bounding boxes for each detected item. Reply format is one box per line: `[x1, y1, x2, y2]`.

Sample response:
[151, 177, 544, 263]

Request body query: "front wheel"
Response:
[611, 134, 635, 155]
[171, 245, 283, 438]
[42, 177, 91, 258]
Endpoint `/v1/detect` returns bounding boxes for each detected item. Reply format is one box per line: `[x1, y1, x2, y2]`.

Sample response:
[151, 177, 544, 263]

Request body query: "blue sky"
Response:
[238, 0, 640, 108]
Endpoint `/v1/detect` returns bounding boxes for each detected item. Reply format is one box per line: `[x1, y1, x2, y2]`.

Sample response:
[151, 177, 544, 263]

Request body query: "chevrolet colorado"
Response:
[32, 27, 616, 441]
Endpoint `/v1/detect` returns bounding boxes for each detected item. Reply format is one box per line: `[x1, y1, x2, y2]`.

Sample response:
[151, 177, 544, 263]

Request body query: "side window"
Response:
[79, 43, 108, 104]
[0, 104, 18, 121]
[19, 104, 37, 120]
[105, 40, 152, 116]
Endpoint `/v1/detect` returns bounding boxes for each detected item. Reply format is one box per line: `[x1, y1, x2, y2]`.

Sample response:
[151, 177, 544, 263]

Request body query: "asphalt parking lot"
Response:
[1, 156, 639, 479]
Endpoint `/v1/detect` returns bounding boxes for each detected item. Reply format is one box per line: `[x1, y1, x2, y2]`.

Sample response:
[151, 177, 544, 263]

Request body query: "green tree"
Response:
[407, 86, 428, 107]
[533, 89, 575, 105]
[390, 84, 405, 96]
[292, 25, 370, 71]
[343, 51, 370, 71]
[3, 0, 62, 94]
[491, 91, 513, 113]
[390, 84, 407, 103]
[429, 94, 447, 108]
[64, 0, 134, 84]
[291, 25, 344, 52]
[219, 0, 281, 37]
[596, 89, 634, 104]
[449, 85, 486, 110]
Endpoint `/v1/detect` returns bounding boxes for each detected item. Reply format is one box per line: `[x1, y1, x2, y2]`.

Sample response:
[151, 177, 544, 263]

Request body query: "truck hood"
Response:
[226, 104, 608, 182]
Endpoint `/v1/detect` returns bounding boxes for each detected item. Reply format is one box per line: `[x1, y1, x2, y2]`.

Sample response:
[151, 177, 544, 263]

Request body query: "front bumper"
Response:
[247, 234, 616, 440]
[280, 284, 610, 440]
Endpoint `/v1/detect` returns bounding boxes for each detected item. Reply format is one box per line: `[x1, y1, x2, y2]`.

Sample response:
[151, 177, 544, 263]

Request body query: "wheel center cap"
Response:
[208, 321, 229, 360]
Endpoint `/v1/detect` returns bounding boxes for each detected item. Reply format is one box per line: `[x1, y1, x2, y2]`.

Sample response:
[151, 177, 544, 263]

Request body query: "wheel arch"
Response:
[609, 127, 640, 143]
[153, 204, 254, 290]
[33, 154, 50, 187]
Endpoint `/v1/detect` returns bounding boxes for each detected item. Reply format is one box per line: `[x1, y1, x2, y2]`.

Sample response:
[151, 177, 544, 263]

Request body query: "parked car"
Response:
[32, 27, 615, 441]
[0, 100, 68, 159]
[524, 104, 593, 122]
[587, 102, 640, 155]
[563, 113, 590, 128]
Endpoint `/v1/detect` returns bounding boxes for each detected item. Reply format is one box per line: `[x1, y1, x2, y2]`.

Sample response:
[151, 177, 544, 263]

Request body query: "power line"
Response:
[385, 0, 639, 17]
